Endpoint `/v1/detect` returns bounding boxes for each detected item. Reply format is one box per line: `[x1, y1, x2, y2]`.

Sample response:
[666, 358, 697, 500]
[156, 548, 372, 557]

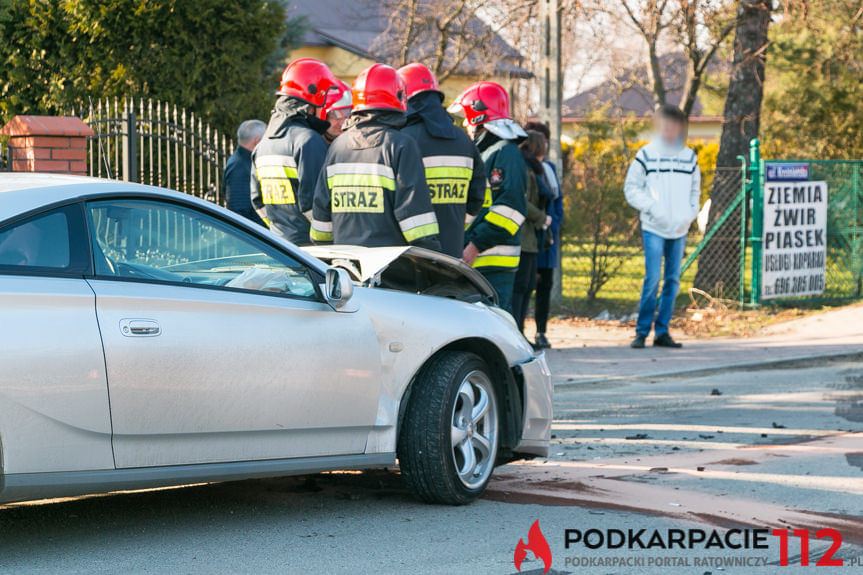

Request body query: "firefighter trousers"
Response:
[479, 269, 517, 314]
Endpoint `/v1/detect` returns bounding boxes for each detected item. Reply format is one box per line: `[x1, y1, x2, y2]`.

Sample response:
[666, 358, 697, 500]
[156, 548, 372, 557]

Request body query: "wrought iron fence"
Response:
[89, 200, 241, 264]
[72, 98, 234, 204]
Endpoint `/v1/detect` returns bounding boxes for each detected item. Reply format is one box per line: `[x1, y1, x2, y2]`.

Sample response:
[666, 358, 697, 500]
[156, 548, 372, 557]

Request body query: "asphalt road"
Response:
[2, 357, 863, 574]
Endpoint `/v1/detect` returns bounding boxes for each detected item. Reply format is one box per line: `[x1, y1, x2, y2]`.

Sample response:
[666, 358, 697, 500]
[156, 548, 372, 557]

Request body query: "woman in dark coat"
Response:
[525, 121, 564, 350]
[511, 130, 553, 334]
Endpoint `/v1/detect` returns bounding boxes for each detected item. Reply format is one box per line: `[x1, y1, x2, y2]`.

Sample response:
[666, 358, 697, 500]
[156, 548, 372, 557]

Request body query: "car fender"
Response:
[351, 287, 534, 454]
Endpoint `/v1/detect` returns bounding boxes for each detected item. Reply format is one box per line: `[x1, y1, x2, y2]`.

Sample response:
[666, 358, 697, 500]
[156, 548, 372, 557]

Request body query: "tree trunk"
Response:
[646, 41, 666, 109]
[693, 0, 771, 297]
[680, 62, 701, 117]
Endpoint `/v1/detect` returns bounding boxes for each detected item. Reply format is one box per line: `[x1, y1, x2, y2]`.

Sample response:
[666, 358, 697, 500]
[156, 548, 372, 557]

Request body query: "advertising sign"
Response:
[761, 178, 828, 300]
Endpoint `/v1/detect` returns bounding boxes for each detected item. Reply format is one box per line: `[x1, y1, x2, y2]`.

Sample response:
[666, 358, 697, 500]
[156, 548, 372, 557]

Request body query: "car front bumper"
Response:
[514, 352, 552, 457]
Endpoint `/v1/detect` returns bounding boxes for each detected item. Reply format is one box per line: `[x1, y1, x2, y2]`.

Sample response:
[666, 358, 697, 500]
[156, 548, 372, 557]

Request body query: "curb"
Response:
[553, 348, 863, 389]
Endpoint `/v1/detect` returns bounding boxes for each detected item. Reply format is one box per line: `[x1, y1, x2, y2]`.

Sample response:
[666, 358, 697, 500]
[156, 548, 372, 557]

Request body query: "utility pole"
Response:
[539, 0, 563, 302]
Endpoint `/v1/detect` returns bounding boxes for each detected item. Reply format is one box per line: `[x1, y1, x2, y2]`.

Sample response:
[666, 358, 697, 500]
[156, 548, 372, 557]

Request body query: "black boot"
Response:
[631, 334, 646, 349]
[533, 333, 551, 350]
[654, 333, 683, 348]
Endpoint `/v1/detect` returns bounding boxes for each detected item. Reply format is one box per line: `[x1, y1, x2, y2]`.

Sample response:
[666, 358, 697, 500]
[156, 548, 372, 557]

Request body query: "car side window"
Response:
[0, 205, 87, 274]
[86, 199, 318, 299]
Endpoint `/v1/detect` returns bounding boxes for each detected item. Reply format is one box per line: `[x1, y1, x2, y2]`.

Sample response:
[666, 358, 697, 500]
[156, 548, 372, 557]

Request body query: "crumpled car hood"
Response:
[303, 245, 497, 305]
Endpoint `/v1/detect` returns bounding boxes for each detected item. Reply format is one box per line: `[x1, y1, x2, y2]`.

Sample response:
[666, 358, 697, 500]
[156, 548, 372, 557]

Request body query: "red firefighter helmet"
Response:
[447, 81, 511, 126]
[351, 64, 407, 112]
[320, 79, 352, 120]
[277, 58, 339, 107]
[396, 63, 443, 100]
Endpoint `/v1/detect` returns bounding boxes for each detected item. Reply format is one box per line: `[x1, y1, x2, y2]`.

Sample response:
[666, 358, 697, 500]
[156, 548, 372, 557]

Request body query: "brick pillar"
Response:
[0, 115, 94, 175]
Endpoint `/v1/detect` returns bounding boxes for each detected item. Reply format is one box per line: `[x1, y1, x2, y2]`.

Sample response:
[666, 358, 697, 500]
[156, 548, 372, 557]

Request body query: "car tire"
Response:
[398, 351, 499, 505]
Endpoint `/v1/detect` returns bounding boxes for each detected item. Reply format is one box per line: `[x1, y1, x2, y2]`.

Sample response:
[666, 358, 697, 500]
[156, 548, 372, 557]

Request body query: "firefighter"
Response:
[251, 58, 338, 245]
[312, 64, 441, 251]
[448, 82, 527, 313]
[321, 79, 352, 145]
[396, 63, 486, 259]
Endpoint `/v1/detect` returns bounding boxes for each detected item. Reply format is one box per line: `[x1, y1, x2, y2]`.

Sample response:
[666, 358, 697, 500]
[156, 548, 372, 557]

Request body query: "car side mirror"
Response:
[325, 267, 354, 310]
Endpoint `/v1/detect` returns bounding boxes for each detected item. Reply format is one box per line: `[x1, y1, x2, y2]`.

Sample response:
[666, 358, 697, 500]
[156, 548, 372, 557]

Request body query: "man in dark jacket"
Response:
[312, 64, 441, 251]
[223, 119, 266, 226]
[251, 58, 339, 245]
[448, 82, 527, 313]
[397, 63, 485, 258]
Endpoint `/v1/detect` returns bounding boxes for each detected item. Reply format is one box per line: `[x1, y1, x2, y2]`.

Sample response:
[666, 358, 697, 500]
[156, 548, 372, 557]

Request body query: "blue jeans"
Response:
[636, 230, 687, 337]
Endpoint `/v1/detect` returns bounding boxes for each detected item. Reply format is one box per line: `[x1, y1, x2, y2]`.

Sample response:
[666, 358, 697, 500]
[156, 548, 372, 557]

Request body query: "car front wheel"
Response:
[398, 351, 499, 505]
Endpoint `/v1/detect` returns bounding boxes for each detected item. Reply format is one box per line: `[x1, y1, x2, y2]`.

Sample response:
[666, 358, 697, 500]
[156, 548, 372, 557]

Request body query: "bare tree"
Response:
[591, 0, 737, 115]
[397, 0, 420, 66]
[489, 0, 583, 118]
[674, 0, 738, 116]
[376, 0, 535, 83]
[617, 0, 674, 108]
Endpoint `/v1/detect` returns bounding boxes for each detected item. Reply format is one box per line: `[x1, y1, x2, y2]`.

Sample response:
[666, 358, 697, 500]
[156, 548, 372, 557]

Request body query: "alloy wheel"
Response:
[450, 370, 498, 489]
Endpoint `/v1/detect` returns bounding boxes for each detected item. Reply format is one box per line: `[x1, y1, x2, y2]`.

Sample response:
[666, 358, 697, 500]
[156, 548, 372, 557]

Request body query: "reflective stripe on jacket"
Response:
[251, 97, 329, 246]
[402, 92, 485, 258]
[312, 110, 441, 250]
[472, 244, 521, 269]
[465, 131, 527, 270]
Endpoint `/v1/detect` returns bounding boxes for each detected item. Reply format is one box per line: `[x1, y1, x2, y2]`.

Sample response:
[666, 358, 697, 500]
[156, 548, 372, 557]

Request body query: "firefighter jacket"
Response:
[311, 110, 441, 251]
[251, 96, 330, 245]
[464, 130, 528, 270]
[401, 92, 486, 258]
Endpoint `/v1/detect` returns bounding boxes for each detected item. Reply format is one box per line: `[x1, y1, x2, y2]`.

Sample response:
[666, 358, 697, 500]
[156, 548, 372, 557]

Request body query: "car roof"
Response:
[0, 173, 208, 222]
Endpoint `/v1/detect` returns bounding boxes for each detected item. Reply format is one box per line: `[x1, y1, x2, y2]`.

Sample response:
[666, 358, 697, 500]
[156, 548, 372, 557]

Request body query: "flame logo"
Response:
[514, 520, 552, 574]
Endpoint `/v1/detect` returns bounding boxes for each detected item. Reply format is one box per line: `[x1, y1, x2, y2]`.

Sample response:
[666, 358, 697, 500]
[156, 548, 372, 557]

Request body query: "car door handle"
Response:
[120, 319, 161, 337]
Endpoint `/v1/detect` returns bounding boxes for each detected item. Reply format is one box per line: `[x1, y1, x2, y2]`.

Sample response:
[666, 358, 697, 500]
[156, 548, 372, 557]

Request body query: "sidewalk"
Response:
[543, 304, 863, 387]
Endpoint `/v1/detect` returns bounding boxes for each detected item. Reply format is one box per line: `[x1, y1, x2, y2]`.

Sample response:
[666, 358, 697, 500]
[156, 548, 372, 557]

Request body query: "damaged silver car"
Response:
[0, 174, 552, 505]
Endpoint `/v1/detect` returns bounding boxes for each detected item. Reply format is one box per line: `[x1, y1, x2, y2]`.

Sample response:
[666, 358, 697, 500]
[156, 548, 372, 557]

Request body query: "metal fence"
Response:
[755, 158, 863, 304]
[681, 164, 748, 303]
[559, 164, 746, 314]
[73, 98, 234, 204]
[559, 141, 863, 314]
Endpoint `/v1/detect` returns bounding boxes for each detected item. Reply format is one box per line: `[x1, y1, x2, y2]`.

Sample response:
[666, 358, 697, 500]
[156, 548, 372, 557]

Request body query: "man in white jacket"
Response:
[624, 105, 701, 348]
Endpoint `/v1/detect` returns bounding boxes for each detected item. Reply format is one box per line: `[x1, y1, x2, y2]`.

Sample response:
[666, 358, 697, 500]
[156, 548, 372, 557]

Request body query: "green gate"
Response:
[684, 140, 863, 307]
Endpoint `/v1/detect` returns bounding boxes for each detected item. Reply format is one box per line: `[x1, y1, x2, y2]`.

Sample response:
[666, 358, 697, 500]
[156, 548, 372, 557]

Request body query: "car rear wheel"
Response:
[398, 351, 499, 505]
